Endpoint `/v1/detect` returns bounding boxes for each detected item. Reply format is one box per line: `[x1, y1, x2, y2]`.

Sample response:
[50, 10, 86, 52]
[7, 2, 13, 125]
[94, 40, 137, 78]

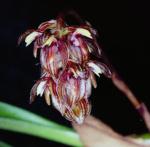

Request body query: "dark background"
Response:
[0, 0, 150, 146]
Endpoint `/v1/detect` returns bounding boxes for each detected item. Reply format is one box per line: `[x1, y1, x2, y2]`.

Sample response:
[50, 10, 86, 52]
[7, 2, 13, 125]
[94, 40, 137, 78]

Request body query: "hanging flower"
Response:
[19, 15, 111, 124]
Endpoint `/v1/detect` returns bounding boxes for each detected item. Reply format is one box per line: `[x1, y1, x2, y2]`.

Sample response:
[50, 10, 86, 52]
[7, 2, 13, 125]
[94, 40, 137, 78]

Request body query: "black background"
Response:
[0, 0, 150, 146]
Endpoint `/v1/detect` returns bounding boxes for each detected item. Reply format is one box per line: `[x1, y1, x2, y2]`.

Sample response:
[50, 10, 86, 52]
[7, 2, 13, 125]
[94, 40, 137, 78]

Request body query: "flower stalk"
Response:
[101, 52, 150, 131]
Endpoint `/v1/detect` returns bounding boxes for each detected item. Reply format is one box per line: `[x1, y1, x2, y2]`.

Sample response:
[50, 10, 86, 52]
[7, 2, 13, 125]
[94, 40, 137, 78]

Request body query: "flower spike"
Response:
[19, 15, 111, 124]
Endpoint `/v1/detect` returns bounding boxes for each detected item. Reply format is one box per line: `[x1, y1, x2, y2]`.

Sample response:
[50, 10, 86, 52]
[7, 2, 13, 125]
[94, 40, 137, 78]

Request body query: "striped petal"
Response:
[64, 98, 91, 124]
[89, 71, 97, 88]
[44, 87, 51, 105]
[69, 45, 82, 63]
[57, 71, 79, 107]
[30, 80, 41, 104]
[38, 20, 56, 32]
[46, 41, 68, 78]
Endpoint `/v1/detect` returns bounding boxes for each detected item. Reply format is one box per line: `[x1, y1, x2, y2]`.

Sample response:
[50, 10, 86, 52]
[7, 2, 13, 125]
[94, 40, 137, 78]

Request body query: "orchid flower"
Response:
[19, 16, 111, 124]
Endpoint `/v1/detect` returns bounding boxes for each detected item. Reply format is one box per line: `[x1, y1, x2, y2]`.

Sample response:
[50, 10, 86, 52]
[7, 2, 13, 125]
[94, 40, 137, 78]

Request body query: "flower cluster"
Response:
[19, 16, 111, 124]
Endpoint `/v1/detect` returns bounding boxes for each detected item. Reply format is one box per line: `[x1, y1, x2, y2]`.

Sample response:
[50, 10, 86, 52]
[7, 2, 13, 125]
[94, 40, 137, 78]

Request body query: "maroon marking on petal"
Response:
[77, 37, 89, 62]
[33, 41, 40, 58]
[38, 21, 56, 32]
[18, 29, 35, 45]
[30, 80, 41, 104]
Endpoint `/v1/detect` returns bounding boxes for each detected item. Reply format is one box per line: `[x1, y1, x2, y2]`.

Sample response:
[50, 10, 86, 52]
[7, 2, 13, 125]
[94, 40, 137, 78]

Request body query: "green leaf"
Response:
[0, 102, 82, 147]
[0, 141, 12, 147]
[0, 117, 81, 146]
[137, 133, 150, 139]
[0, 102, 70, 130]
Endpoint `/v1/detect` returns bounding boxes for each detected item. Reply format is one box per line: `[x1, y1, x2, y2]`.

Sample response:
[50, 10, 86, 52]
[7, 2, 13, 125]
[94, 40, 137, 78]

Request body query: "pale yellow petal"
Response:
[43, 35, 56, 47]
[75, 28, 92, 39]
[44, 89, 51, 105]
[25, 31, 39, 46]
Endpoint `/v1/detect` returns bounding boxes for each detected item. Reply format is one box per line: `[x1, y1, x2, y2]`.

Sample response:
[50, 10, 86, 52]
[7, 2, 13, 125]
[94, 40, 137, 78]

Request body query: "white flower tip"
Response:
[36, 81, 46, 96]
[88, 62, 103, 76]
[48, 20, 56, 23]
[75, 28, 92, 39]
[74, 115, 84, 124]
[25, 31, 39, 46]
